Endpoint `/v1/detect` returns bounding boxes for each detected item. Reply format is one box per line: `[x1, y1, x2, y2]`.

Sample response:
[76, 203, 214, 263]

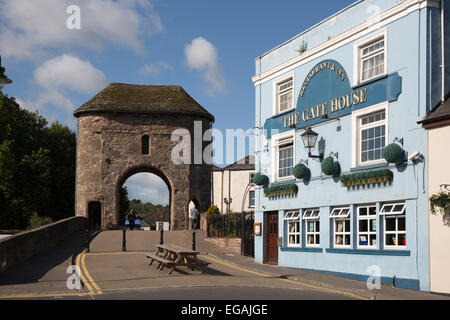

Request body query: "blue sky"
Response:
[0, 0, 354, 204]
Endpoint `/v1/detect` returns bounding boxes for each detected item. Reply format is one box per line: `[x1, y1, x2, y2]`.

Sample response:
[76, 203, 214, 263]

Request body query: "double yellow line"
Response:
[0, 252, 102, 299]
[75, 253, 102, 295]
[200, 254, 369, 300]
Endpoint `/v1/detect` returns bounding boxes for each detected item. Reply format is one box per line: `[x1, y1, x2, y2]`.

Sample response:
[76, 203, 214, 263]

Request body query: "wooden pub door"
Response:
[265, 211, 278, 264]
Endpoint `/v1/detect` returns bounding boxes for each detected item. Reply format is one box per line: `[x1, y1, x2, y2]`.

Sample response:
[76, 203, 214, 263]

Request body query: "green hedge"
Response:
[321, 156, 340, 176]
[293, 163, 311, 180]
[253, 172, 269, 186]
[340, 169, 393, 186]
[383, 143, 404, 163]
[264, 184, 298, 198]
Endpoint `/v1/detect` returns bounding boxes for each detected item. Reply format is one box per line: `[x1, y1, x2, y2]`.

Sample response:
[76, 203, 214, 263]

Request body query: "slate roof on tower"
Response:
[74, 83, 214, 121]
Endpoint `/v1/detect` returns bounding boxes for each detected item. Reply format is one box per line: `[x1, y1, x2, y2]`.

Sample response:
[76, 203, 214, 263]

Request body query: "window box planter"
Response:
[340, 169, 393, 187]
[264, 184, 298, 198]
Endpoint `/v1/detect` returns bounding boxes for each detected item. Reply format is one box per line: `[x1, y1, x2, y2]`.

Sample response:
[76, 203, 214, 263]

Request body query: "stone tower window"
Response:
[141, 135, 149, 155]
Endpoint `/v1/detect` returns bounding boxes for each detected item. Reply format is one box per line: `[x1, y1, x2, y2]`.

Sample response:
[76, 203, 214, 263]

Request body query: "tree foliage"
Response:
[0, 93, 76, 229]
[128, 199, 168, 217]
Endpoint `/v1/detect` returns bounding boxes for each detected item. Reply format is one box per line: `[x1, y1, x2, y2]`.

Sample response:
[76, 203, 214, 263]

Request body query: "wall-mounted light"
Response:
[301, 127, 324, 162]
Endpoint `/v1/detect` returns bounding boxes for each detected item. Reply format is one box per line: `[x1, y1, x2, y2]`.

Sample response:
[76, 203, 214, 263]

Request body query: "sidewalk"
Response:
[0, 229, 448, 300]
[192, 231, 449, 300]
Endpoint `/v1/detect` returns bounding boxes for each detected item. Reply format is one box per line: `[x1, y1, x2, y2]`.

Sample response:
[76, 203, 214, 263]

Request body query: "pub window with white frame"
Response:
[276, 77, 293, 114]
[303, 209, 320, 247]
[352, 103, 388, 167]
[284, 210, 301, 247]
[380, 202, 406, 248]
[359, 36, 385, 83]
[357, 205, 377, 248]
[330, 207, 351, 248]
[276, 135, 294, 180]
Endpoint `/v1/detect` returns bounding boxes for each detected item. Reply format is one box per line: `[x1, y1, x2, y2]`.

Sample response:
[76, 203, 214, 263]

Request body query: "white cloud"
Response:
[123, 173, 170, 205]
[0, 0, 163, 61]
[185, 37, 227, 96]
[139, 60, 173, 75]
[16, 54, 106, 128]
[34, 54, 107, 94]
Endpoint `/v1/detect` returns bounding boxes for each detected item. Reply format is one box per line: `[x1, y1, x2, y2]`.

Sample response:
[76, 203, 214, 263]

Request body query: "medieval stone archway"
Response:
[74, 83, 214, 230]
[117, 166, 173, 228]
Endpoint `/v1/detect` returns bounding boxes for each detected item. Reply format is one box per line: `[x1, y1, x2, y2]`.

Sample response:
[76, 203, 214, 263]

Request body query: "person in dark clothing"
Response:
[127, 209, 136, 230]
[190, 207, 199, 230]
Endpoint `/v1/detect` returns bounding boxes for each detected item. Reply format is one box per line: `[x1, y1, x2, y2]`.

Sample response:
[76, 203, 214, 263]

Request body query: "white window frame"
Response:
[330, 207, 351, 248]
[303, 209, 320, 247]
[351, 102, 389, 168]
[357, 204, 377, 249]
[273, 73, 295, 116]
[272, 130, 295, 182]
[380, 202, 406, 249]
[353, 29, 387, 86]
[284, 210, 301, 247]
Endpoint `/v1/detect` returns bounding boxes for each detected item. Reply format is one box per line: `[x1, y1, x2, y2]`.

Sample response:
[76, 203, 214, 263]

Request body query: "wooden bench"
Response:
[147, 253, 175, 272]
[185, 256, 211, 273]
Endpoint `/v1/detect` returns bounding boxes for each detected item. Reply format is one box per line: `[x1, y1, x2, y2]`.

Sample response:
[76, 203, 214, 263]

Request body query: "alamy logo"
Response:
[366, 265, 381, 290]
[66, 265, 82, 290]
[66, 5, 81, 30]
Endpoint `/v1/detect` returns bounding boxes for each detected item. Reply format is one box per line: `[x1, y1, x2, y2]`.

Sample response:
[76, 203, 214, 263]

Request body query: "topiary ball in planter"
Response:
[383, 143, 404, 163]
[253, 172, 269, 186]
[321, 156, 340, 176]
[293, 163, 311, 180]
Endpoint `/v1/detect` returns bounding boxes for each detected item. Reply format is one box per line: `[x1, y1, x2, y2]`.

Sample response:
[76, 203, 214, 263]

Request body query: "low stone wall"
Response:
[0, 216, 87, 273]
[204, 237, 242, 255]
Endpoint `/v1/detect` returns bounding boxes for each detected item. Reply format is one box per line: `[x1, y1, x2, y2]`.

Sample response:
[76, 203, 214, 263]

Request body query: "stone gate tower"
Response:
[74, 83, 214, 230]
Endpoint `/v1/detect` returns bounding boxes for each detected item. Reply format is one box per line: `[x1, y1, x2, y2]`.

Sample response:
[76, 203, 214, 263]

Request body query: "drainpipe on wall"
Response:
[442, 0, 446, 103]
[228, 170, 231, 212]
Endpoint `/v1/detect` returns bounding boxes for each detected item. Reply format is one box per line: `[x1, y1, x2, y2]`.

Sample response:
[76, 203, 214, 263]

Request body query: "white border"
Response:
[272, 72, 295, 116]
[271, 129, 295, 182]
[356, 204, 377, 249]
[351, 101, 389, 168]
[352, 28, 387, 86]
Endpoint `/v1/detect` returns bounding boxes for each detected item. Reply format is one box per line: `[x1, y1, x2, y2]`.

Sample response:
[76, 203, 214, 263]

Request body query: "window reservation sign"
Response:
[263, 59, 402, 138]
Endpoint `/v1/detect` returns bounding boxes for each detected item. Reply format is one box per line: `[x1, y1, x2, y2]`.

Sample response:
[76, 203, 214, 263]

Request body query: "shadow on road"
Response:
[0, 230, 96, 286]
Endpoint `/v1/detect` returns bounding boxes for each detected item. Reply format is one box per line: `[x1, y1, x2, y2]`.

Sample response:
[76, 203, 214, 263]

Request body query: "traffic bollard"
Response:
[122, 228, 126, 252]
[160, 228, 164, 245]
[85, 229, 90, 253]
[192, 231, 196, 251]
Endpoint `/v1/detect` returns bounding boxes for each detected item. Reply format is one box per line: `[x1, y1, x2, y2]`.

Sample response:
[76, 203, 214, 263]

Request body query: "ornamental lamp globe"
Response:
[301, 127, 318, 150]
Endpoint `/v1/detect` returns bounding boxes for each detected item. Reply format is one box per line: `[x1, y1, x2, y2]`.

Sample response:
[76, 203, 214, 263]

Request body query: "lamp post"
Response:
[0, 56, 12, 92]
[300, 127, 324, 162]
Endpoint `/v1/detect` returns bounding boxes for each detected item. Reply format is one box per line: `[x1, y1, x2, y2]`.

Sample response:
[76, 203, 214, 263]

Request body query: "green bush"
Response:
[206, 205, 221, 217]
[27, 212, 53, 230]
[383, 143, 404, 163]
[321, 156, 340, 176]
[293, 163, 310, 180]
[253, 172, 269, 186]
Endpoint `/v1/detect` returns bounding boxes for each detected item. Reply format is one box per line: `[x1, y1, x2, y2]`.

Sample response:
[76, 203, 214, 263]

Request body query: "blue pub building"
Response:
[252, 0, 450, 292]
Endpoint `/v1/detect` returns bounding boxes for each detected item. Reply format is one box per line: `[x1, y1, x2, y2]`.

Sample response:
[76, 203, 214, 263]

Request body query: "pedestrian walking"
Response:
[190, 207, 199, 230]
[127, 209, 136, 230]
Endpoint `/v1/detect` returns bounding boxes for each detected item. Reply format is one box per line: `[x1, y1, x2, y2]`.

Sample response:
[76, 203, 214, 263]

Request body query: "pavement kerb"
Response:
[201, 253, 373, 300]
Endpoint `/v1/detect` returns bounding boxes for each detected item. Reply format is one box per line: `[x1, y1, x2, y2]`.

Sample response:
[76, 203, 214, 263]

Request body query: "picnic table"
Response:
[147, 244, 211, 274]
